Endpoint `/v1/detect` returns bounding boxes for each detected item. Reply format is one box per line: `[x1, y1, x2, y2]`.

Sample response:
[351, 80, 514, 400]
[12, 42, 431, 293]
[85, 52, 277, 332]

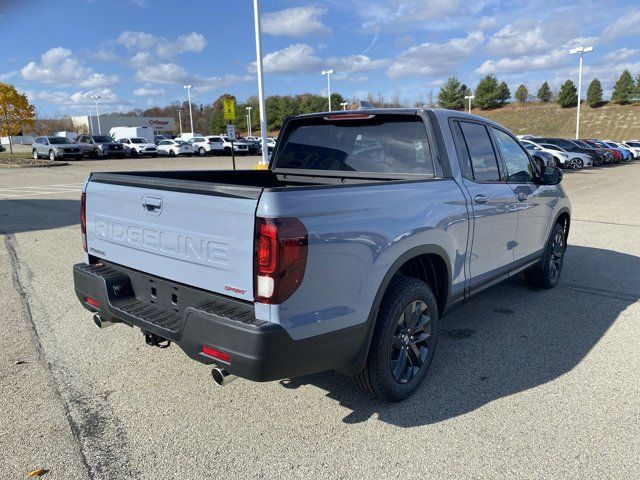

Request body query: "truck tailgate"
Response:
[84, 178, 258, 302]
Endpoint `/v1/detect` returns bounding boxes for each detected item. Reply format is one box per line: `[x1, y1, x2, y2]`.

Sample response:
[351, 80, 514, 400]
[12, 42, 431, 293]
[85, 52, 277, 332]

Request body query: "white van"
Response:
[109, 126, 155, 143]
[57, 131, 78, 142]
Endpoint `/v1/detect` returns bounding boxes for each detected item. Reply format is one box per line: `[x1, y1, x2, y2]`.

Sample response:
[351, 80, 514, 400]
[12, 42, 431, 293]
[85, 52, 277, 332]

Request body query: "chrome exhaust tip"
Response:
[93, 314, 119, 329]
[211, 366, 237, 387]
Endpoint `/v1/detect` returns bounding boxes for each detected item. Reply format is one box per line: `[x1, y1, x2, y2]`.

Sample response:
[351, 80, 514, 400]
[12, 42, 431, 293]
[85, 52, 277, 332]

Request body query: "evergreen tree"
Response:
[537, 81, 552, 103]
[515, 84, 528, 103]
[437, 76, 466, 110]
[611, 70, 635, 104]
[636, 74, 640, 100]
[497, 81, 511, 104]
[557, 80, 578, 108]
[474, 74, 501, 109]
[586, 78, 604, 107]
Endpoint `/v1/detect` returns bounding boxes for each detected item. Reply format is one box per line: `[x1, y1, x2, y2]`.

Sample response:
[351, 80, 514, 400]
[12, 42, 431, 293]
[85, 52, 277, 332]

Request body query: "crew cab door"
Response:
[451, 120, 518, 291]
[491, 127, 553, 262]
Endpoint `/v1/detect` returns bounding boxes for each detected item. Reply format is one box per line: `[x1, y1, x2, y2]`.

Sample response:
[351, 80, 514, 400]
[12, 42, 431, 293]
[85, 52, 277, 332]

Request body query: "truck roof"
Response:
[289, 107, 503, 129]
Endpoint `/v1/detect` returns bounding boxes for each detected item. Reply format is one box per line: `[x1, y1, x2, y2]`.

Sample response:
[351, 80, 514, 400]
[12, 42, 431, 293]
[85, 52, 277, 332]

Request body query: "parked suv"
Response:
[533, 137, 603, 166]
[187, 136, 224, 156]
[118, 137, 159, 157]
[74, 108, 570, 401]
[32, 136, 82, 160]
[77, 134, 125, 159]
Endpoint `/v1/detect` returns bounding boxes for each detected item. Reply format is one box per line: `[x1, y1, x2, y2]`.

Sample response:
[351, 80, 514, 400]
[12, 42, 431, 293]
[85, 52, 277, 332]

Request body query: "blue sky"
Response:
[1, 0, 639, 115]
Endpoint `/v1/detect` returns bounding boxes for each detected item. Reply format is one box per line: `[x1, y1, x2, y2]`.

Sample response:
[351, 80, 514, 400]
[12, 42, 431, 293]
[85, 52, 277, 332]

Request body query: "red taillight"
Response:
[254, 217, 308, 304]
[323, 113, 375, 121]
[84, 297, 100, 309]
[81, 191, 87, 252]
[202, 345, 230, 363]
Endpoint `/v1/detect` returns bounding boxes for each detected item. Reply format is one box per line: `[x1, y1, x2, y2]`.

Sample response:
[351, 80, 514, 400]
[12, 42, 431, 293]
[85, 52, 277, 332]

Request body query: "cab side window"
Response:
[492, 128, 535, 183]
[456, 121, 501, 182]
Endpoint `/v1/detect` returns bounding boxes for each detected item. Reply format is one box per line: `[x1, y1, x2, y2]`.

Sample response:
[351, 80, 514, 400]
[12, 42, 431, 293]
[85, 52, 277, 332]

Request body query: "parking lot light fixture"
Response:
[253, 0, 269, 166]
[570, 46, 594, 139]
[184, 85, 194, 135]
[464, 95, 475, 114]
[321, 69, 334, 111]
[90, 95, 102, 133]
[246, 106, 253, 137]
[340, 102, 348, 110]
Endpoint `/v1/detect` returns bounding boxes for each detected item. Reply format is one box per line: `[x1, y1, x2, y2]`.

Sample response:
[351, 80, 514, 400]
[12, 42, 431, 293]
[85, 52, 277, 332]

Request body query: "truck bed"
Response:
[89, 169, 409, 200]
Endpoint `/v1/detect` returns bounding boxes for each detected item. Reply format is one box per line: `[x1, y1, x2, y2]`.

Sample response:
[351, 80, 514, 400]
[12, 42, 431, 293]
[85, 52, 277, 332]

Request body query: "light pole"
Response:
[177, 109, 183, 135]
[570, 46, 594, 139]
[340, 102, 348, 110]
[246, 106, 252, 137]
[88, 110, 94, 134]
[252, 0, 269, 165]
[184, 84, 194, 134]
[464, 95, 475, 114]
[321, 69, 334, 111]
[91, 95, 102, 133]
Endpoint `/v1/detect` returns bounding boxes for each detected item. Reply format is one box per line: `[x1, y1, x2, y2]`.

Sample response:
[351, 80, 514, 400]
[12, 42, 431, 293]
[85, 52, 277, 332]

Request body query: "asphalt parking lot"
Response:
[1, 156, 638, 479]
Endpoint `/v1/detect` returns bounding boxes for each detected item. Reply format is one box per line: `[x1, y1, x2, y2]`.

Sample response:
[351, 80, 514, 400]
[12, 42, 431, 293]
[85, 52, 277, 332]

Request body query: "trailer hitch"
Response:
[144, 332, 171, 349]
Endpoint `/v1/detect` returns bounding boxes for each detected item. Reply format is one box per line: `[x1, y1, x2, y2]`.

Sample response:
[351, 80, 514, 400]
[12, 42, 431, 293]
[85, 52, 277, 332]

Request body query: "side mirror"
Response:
[534, 146, 541, 150]
[540, 166, 563, 185]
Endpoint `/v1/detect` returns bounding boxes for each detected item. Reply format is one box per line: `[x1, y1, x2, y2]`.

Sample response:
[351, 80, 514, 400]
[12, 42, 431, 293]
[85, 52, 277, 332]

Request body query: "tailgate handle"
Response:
[142, 196, 163, 215]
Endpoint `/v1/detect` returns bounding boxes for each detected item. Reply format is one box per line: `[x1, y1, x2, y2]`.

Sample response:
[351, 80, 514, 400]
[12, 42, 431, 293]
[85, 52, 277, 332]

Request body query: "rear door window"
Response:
[276, 115, 435, 175]
[457, 121, 501, 182]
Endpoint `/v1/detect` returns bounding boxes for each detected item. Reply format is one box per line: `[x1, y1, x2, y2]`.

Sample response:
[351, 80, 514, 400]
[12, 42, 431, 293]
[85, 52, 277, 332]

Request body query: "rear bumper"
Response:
[73, 262, 366, 381]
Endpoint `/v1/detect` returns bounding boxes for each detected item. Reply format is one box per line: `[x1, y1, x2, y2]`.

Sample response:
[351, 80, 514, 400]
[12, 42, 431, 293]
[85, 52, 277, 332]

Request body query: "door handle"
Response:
[474, 194, 489, 204]
[517, 192, 527, 202]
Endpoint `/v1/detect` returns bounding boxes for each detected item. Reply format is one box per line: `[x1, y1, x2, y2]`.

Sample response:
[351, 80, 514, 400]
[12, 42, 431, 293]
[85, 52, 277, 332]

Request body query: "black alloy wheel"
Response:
[389, 300, 433, 384]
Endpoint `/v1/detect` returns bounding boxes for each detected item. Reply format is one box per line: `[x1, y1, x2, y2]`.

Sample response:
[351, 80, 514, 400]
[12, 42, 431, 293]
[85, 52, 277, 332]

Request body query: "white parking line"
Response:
[0, 183, 83, 199]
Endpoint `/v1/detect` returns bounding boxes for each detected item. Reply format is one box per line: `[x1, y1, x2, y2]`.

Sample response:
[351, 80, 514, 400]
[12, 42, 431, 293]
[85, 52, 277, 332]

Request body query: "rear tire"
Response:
[354, 277, 439, 401]
[198, 147, 206, 156]
[525, 222, 566, 289]
[169, 149, 176, 157]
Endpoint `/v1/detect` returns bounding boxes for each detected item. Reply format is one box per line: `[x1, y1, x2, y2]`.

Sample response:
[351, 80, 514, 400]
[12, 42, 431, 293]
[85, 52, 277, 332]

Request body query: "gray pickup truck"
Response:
[73, 109, 570, 401]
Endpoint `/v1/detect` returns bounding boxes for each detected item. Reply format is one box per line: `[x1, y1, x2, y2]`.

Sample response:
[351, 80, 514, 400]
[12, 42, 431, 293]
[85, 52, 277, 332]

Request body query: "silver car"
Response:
[32, 136, 83, 161]
[76, 134, 125, 158]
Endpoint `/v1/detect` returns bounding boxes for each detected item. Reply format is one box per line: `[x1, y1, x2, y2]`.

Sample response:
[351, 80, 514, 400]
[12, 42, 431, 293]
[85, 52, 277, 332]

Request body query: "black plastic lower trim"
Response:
[73, 261, 367, 382]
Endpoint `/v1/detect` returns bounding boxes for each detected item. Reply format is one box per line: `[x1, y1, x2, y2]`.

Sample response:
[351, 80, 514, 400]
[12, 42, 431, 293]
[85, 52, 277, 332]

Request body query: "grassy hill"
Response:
[473, 102, 640, 140]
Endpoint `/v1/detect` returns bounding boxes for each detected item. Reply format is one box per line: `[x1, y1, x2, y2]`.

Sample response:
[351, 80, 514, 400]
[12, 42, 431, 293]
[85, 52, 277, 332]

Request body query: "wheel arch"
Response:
[342, 245, 453, 376]
[554, 208, 571, 239]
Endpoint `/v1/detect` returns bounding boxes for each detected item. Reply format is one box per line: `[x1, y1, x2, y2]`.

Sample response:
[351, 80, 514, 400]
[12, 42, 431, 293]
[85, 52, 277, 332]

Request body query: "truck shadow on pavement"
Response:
[279, 245, 640, 427]
[0, 199, 80, 234]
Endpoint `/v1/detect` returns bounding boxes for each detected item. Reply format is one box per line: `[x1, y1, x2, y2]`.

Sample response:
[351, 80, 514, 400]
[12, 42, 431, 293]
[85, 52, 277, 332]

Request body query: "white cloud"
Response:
[486, 20, 551, 56]
[262, 6, 330, 37]
[133, 87, 164, 96]
[477, 16, 498, 31]
[117, 31, 207, 59]
[601, 11, 640, 42]
[0, 70, 17, 81]
[601, 48, 640, 64]
[20, 47, 119, 88]
[26, 87, 126, 109]
[252, 43, 388, 75]
[475, 49, 567, 75]
[388, 31, 485, 78]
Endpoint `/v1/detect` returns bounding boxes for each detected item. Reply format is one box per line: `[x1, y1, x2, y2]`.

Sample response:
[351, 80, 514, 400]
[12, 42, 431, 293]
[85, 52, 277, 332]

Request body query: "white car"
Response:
[157, 139, 194, 157]
[520, 139, 576, 168]
[188, 136, 224, 156]
[612, 141, 640, 158]
[119, 137, 158, 157]
[209, 136, 249, 155]
[540, 143, 593, 168]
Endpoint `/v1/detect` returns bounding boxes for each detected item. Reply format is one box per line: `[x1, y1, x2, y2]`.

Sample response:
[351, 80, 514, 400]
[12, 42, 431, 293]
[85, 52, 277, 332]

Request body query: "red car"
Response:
[580, 139, 621, 163]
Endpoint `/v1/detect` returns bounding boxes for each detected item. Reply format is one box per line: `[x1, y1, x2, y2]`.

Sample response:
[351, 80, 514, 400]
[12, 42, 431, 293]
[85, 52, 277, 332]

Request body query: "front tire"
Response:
[169, 149, 176, 157]
[33, 150, 39, 160]
[576, 158, 583, 169]
[49, 150, 56, 161]
[354, 277, 439, 401]
[198, 147, 206, 156]
[525, 222, 566, 289]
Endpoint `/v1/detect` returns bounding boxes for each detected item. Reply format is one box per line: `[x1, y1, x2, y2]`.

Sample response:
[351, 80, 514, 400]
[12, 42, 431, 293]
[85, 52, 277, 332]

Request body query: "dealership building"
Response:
[71, 115, 175, 135]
